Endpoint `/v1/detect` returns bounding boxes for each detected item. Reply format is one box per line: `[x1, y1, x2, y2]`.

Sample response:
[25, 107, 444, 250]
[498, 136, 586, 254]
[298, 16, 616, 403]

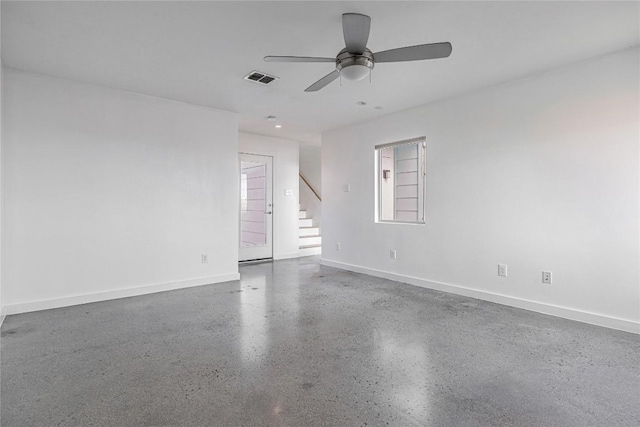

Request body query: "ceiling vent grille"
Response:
[244, 71, 279, 85]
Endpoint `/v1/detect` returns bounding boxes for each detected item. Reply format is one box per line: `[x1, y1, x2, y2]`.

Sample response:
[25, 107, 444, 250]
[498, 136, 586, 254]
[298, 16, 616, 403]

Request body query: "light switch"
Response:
[343, 184, 351, 192]
[284, 189, 293, 196]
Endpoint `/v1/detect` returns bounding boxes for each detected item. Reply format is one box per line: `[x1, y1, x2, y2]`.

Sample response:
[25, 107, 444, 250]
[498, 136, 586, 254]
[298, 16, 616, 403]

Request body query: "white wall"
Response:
[299, 144, 321, 193]
[299, 144, 322, 228]
[239, 132, 299, 259]
[322, 48, 639, 333]
[2, 70, 240, 313]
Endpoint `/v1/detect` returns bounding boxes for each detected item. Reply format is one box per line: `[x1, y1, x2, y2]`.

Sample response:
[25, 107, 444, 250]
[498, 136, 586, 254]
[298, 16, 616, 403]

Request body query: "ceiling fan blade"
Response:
[264, 56, 335, 63]
[305, 70, 340, 92]
[342, 13, 371, 54]
[373, 42, 452, 63]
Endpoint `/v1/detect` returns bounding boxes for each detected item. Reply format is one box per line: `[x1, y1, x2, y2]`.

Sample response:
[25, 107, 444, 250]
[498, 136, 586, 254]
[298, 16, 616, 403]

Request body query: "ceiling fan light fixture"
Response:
[336, 48, 374, 82]
[340, 64, 370, 81]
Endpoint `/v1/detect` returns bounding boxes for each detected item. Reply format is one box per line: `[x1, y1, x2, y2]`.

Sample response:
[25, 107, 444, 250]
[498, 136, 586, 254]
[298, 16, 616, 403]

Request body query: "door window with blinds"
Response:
[376, 137, 426, 224]
[240, 161, 267, 246]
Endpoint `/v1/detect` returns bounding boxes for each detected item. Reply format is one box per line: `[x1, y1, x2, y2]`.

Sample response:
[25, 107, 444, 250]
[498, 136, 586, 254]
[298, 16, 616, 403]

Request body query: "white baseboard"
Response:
[321, 258, 639, 334]
[2, 273, 241, 316]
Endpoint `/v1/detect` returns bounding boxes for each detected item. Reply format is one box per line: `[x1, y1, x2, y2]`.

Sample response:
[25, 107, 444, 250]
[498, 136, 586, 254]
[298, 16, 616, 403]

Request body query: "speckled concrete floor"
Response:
[1, 256, 638, 426]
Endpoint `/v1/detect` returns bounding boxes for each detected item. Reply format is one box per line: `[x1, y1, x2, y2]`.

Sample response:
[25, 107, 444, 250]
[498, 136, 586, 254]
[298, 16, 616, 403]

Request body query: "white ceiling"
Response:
[2, 1, 638, 144]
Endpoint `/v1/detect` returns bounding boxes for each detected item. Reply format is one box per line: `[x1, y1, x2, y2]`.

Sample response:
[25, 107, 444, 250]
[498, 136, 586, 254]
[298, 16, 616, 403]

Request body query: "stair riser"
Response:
[299, 227, 320, 237]
[299, 218, 313, 227]
[299, 236, 322, 246]
[298, 211, 308, 219]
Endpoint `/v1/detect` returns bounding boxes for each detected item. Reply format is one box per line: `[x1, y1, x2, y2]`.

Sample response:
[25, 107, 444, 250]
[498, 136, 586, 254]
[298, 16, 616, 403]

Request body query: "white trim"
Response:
[1, 273, 240, 316]
[321, 258, 639, 335]
[0, 315, 5, 328]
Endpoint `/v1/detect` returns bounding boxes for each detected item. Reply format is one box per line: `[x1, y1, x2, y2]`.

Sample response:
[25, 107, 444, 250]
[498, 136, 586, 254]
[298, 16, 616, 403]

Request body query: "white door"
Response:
[239, 154, 273, 261]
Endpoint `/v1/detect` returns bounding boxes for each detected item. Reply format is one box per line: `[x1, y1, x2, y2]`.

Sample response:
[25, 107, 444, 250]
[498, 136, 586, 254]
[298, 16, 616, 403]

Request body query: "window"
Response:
[376, 137, 426, 224]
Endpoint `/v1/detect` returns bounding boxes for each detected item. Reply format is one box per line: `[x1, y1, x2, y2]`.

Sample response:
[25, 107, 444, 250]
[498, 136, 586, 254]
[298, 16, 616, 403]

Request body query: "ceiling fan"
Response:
[264, 13, 452, 92]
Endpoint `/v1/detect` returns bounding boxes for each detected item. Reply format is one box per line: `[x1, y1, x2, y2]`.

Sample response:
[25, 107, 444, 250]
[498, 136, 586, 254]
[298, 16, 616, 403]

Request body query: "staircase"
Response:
[298, 207, 322, 256]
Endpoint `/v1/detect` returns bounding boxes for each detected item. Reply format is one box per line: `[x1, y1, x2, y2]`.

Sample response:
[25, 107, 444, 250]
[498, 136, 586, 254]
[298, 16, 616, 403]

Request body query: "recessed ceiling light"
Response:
[275, 125, 282, 128]
[266, 115, 277, 121]
[374, 106, 384, 110]
[356, 101, 367, 106]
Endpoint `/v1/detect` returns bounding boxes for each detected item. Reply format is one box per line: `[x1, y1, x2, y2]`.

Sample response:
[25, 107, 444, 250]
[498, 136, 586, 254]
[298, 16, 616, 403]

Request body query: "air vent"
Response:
[244, 71, 279, 85]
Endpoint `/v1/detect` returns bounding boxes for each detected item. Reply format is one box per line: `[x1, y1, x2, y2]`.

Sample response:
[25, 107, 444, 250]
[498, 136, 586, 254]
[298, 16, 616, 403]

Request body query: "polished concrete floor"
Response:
[1, 256, 638, 426]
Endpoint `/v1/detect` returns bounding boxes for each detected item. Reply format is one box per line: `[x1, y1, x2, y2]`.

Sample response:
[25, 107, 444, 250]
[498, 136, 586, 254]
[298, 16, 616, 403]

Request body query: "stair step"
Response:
[299, 218, 313, 227]
[299, 235, 321, 246]
[299, 227, 320, 237]
[298, 210, 308, 219]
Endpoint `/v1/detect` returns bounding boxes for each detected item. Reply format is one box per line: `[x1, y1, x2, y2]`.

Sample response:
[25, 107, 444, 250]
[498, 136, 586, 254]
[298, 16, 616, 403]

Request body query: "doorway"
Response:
[239, 153, 273, 262]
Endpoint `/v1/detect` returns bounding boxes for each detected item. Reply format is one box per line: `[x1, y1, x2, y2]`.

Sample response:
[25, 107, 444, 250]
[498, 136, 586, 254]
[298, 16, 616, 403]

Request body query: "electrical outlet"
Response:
[498, 264, 508, 277]
[390, 250, 397, 260]
[201, 254, 208, 264]
[542, 271, 552, 284]
[336, 242, 341, 251]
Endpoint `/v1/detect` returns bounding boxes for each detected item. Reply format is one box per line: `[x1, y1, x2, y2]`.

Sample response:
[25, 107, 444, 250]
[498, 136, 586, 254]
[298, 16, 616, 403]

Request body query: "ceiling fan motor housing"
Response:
[336, 48, 375, 81]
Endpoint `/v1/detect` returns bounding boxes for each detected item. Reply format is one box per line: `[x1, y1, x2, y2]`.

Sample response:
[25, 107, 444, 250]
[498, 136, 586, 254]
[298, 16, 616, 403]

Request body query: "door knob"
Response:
[265, 211, 272, 215]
